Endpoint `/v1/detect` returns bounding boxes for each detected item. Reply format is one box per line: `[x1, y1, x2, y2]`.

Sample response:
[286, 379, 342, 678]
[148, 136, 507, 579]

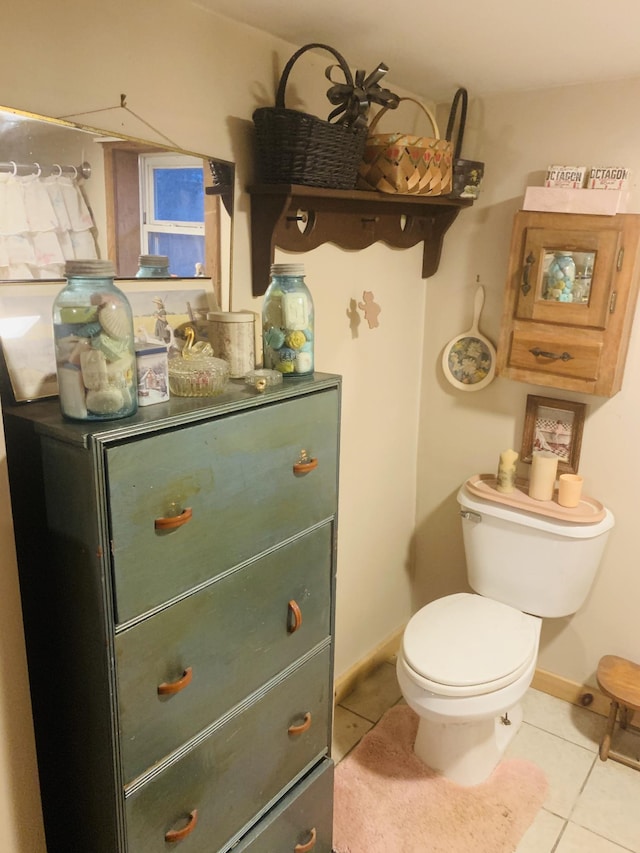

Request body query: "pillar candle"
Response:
[558, 473, 584, 508]
[496, 448, 519, 493]
[528, 452, 558, 501]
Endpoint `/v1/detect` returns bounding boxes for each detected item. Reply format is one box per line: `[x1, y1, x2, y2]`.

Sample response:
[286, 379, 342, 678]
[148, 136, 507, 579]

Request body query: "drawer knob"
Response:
[288, 712, 312, 736]
[529, 347, 574, 362]
[158, 666, 193, 696]
[293, 450, 318, 474]
[165, 809, 198, 843]
[154, 507, 193, 530]
[287, 599, 303, 633]
[294, 827, 317, 852]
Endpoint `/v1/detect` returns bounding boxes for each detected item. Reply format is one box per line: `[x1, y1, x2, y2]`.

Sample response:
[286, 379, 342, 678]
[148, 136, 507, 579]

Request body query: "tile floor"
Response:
[333, 660, 640, 852]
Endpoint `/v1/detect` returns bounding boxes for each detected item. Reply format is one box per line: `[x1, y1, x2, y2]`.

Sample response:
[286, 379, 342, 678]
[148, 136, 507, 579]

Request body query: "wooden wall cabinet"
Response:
[497, 211, 640, 397]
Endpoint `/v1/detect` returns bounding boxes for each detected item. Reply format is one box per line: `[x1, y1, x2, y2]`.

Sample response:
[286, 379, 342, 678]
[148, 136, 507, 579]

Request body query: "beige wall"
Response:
[2, 1, 640, 850]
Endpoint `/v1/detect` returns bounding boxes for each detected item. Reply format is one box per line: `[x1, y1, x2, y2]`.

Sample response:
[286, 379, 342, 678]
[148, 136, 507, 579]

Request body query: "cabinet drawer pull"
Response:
[521, 251, 535, 296]
[294, 827, 317, 852]
[288, 712, 312, 735]
[529, 347, 574, 362]
[158, 666, 193, 696]
[288, 599, 303, 633]
[165, 809, 198, 843]
[293, 450, 318, 474]
[154, 507, 193, 530]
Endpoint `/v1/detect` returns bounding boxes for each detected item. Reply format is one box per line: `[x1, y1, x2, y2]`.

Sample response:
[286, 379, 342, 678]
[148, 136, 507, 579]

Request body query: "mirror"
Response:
[0, 106, 234, 309]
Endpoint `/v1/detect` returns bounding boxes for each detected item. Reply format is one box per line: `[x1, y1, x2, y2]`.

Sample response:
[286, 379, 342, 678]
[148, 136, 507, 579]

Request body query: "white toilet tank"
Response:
[457, 483, 615, 618]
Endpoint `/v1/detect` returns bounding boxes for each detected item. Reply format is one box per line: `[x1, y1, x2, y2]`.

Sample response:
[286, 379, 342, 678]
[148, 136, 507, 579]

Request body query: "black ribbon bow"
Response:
[325, 62, 399, 129]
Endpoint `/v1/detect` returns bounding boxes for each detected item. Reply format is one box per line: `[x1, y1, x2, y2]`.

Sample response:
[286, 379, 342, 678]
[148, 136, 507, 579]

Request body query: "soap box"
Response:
[545, 165, 587, 188]
[134, 340, 169, 406]
[587, 166, 630, 190]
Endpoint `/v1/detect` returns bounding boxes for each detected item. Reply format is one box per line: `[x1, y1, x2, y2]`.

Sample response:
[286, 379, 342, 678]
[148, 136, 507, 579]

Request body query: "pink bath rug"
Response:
[333, 703, 548, 853]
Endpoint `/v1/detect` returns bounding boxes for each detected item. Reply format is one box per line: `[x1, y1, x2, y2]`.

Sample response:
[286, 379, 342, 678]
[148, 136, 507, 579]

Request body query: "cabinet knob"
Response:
[164, 809, 198, 843]
[294, 827, 317, 852]
[154, 507, 193, 530]
[288, 712, 312, 735]
[287, 599, 303, 633]
[158, 666, 193, 696]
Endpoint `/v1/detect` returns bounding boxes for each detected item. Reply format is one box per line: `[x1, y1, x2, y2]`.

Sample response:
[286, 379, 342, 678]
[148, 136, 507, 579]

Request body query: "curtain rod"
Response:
[0, 160, 91, 179]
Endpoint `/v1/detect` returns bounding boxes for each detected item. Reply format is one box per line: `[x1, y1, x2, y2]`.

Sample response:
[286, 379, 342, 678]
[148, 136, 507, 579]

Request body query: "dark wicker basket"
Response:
[253, 43, 368, 190]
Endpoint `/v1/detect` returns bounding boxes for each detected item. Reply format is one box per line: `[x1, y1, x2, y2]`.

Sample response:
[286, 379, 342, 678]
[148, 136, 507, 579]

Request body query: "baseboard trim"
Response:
[335, 638, 616, 720]
[531, 668, 612, 718]
[334, 627, 403, 705]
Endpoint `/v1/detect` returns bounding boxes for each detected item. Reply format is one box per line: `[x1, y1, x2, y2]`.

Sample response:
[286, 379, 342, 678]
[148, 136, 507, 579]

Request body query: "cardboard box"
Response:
[587, 167, 630, 190]
[135, 341, 169, 406]
[523, 187, 627, 215]
[545, 165, 587, 188]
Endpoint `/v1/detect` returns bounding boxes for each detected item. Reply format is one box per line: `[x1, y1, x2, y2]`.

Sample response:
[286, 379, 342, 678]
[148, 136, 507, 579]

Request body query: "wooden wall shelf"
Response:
[248, 184, 472, 296]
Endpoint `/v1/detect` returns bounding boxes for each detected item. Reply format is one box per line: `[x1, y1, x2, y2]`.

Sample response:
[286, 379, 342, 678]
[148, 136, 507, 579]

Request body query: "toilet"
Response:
[397, 481, 615, 786]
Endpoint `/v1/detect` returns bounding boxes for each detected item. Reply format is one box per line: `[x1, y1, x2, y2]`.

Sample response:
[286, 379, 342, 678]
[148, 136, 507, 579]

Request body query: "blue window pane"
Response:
[149, 232, 205, 277]
[153, 168, 204, 223]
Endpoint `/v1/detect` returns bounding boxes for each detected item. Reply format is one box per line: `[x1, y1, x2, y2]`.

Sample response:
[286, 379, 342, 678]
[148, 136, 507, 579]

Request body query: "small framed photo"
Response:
[520, 394, 586, 474]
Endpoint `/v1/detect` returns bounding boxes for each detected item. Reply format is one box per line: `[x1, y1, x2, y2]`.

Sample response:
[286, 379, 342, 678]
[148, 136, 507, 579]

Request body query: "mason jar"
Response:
[262, 263, 314, 376]
[136, 254, 170, 277]
[53, 259, 138, 420]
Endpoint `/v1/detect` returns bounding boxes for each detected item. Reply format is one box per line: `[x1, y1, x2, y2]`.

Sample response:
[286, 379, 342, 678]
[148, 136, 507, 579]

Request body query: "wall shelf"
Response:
[248, 184, 473, 296]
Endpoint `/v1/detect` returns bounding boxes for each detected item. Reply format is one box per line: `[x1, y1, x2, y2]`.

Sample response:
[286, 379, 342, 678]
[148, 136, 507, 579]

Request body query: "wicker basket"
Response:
[445, 87, 485, 199]
[357, 97, 453, 196]
[253, 43, 368, 190]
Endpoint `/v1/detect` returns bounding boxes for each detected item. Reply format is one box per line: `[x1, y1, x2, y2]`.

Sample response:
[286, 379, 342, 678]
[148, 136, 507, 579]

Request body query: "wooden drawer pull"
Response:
[158, 667, 193, 696]
[165, 809, 198, 843]
[294, 827, 317, 852]
[293, 450, 318, 474]
[155, 507, 193, 530]
[288, 712, 312, 735]
[288, 599, 303, 633]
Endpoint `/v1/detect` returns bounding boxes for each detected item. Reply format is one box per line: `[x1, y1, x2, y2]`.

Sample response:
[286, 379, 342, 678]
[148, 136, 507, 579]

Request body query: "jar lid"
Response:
[139, 254, 169, 266]
[207, 311, 255, 323]
[270, 263, 305, 276]
[65, 259, 116, 277]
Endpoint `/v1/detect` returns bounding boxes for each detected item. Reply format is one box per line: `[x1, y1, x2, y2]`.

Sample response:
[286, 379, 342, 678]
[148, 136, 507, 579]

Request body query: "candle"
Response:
[496, 448, 519, 493]
[558, 473, 584, 508]
[529, 452, 558, 501]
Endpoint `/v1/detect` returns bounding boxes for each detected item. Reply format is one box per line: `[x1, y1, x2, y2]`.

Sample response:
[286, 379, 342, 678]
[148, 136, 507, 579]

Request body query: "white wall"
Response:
[416, 80, 640, 686]
[4, 3, 640, 851]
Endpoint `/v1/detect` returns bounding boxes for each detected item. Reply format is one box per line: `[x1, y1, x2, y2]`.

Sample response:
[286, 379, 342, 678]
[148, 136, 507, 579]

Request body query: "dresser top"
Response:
[5, 372, 341, 448]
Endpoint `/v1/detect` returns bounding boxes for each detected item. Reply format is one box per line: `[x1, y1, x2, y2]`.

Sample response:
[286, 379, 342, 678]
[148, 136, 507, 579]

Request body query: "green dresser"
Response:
[4, 373, 340, 853]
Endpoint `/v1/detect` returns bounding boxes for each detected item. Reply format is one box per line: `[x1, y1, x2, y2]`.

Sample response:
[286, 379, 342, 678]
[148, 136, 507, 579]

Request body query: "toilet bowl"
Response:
[397, 592, 541, 785]
[397, 480, 614, 786]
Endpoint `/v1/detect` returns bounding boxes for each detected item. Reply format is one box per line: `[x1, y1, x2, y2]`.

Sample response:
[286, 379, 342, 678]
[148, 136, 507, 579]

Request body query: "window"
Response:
[139, 153, 205, 277]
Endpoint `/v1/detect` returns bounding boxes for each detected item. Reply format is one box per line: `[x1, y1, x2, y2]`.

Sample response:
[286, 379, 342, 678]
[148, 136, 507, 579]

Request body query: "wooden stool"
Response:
[596, 655, 640, 770]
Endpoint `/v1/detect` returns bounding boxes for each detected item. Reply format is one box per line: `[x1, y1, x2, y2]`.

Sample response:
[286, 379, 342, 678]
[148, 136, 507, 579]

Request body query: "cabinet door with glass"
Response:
[497, 211, 640, 397]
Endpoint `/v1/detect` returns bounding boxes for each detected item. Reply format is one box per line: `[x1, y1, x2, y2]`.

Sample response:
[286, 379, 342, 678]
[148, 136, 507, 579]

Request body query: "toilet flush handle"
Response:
[460, 509, 482, 523]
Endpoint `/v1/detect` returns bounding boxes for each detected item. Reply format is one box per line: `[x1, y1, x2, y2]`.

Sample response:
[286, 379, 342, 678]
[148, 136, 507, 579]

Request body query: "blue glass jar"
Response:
[53, 259, 138, 421]
[136, 254, 170, 277]
[262, 263, 314, 376]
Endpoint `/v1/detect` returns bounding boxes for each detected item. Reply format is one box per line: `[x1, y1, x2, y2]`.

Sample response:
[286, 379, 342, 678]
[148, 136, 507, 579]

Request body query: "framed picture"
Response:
[520, 394, 586, 474]
[0, 277, 217, 403]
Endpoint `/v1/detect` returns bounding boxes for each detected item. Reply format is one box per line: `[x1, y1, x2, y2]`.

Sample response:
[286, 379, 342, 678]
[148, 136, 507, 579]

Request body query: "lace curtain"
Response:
[0, 171, 98, 279]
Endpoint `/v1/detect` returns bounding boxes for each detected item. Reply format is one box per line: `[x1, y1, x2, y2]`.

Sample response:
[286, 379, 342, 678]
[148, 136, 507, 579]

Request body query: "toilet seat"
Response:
[402, 593, 539, 697]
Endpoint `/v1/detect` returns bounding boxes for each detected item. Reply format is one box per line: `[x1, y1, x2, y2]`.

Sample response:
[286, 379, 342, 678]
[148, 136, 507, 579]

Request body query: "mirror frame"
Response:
[0, 105, 234, 309]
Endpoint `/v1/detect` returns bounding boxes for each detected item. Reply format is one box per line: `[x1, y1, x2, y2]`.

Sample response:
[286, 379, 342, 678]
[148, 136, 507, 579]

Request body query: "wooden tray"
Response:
[465, 474, 606, 523]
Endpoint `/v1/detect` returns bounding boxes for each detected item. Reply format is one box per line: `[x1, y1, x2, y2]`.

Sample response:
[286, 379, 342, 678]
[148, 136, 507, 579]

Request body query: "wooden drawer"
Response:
[234, 760, 334, 853]
[106, 389, 339, 623]
[507, 324, 603, 381]
[116, 523, 333, 783]
[124, 646, 331, 853]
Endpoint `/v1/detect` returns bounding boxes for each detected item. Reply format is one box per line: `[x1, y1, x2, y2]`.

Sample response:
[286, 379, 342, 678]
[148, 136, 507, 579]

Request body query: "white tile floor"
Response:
[333, 661, 640, 853]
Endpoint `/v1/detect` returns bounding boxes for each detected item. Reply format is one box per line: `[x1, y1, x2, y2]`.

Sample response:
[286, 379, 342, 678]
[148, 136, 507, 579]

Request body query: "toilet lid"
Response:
[402, 593, 538, 690]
